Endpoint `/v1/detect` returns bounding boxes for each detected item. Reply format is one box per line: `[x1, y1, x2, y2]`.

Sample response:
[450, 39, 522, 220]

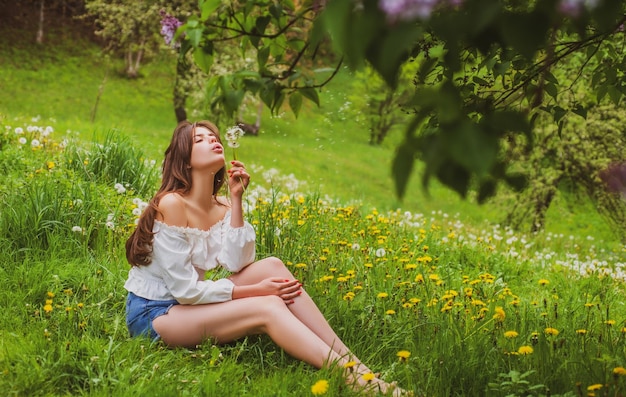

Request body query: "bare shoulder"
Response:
[156, 193, 187, 227]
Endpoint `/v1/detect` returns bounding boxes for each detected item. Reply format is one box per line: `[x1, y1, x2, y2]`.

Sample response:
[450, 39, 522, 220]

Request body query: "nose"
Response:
[209, 136, 218, 144]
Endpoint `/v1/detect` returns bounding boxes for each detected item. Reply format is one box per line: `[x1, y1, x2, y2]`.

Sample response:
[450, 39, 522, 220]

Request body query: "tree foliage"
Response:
[83, 0, 165, 78]
[178, 0, 626, 211]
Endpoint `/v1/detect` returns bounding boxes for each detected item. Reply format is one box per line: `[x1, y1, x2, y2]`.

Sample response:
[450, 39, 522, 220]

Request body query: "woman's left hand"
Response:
[227, 160, 249, 197]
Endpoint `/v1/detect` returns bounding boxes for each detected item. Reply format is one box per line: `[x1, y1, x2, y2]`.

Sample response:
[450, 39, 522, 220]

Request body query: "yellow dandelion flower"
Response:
[296, 263, 307, 268]
[297, 219, 305, 226]
[77, 303, 84, 309]
[319, 256, 327, 261]
[493, 307, 506, 321]
[47, 291, 55, 298]
[621, 327, 626, 333]
[544, 327, 559, 336]
[343, 292, 355, 301]
[46, 161, 55, 170]
[377, 292, 388, 299]
[343, 361, 357, 370]
[385, 309, 396, 315]
[471, 299, 486, 306]
[605, 320, 616, 326]
[504, 331, 519, 339]
[587, 384, 603, 391]
[404, 264, 417, 270]
[364, 263, 373, 268]
[518, 345, 533, 355]
[409, 298, 421, 304]
[402, 302, 413, 308]
[311, 379, 329, 395]
[538, 279, 550, 286]
[396, 350, 411, 361]
[576, 329, 587, 335]
[428, 274, 440, 282]
[43, 304, 53, 313]
[613, 367, 626, 376]
[361, 373, 375, 382]
[414, 274, 424, 283]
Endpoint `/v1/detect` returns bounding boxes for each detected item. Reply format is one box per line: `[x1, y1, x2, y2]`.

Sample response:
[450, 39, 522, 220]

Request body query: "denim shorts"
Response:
[125, 292, 179, 341]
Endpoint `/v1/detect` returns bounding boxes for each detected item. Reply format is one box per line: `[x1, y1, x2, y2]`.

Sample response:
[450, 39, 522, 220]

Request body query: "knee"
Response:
[263, 256, 288, 272]
[258, 295, 288, 315]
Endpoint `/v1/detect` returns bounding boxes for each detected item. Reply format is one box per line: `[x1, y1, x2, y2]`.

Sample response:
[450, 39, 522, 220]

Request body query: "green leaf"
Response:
[436, 160, 471, 198]
[193, 48, 213, 73]
[597, 84, 608, 102]
[472, 76, 489, 86]
[544, 82, 557, 100]
[201, 0, 221, 21]
[368, 23, 423, 88]
[608, 85, 622, 105]
[553, 106, 566, 123]
[445, 121, 497, 179]
[257, 46, 270, 69]
[254, 15, 271, 36]
[289, 92, 303, 118]
[572, 104, 587, 119]
[392, 140, 417, 200]
[223, 89, 244, 117]
[187, 28, 203, 48]
[299, 87, 320, 107]
[499, 10, 549, 59]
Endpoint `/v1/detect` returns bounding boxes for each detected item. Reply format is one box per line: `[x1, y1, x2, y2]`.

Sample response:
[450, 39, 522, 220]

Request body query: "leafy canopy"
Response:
[178, 0, 626, 202]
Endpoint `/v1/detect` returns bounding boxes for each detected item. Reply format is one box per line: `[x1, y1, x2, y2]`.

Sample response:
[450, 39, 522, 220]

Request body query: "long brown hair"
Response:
[125, 120, 226, 266]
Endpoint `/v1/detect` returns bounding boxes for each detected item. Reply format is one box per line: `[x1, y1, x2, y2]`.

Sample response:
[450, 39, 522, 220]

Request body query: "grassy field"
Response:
[1, 24, 626, 397]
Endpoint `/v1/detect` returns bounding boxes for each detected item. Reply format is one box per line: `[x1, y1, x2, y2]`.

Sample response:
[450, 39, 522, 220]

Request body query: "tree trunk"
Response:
[36, 0, 45, 44]
[173, 55, 190, 122]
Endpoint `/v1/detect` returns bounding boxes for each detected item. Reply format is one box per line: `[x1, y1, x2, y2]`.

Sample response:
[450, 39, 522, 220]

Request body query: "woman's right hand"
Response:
[256, 277, 302, 304]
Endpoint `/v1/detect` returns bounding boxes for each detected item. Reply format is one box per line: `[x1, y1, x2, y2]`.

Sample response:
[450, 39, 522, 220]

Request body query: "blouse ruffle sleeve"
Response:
[152, 225, 235, 304]
[216, 219, 256, 272]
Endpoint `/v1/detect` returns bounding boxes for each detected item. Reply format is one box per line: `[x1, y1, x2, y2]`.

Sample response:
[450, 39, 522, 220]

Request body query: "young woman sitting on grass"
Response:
[124, 120, 407, 396]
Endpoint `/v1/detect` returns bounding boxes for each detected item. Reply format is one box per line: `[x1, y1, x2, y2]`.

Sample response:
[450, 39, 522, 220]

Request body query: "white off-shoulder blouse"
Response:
[124, 211, 256, 304]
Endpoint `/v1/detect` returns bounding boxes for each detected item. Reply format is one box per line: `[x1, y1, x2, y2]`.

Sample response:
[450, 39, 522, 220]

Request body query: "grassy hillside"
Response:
[0, 24, 620, 247]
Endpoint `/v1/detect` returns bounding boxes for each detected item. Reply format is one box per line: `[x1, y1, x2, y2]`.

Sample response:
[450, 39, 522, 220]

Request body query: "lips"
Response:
[211, 144, 224, 153]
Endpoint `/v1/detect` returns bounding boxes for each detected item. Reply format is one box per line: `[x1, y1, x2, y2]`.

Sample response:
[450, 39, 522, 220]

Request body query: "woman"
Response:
[124, 120, 406, 395]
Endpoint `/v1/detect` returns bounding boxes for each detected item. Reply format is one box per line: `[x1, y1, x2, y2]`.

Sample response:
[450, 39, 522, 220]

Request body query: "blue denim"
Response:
[125, 292, 179, 341]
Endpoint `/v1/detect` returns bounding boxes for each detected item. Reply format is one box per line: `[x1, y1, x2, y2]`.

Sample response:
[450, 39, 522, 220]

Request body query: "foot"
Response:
[349, 372, 411, 396]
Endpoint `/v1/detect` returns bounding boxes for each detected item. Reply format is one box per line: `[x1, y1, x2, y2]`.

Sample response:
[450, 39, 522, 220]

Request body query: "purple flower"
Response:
[160, 9, 182, 48]
[557, 0, 599, 18]
[379, 0, 463, 22]
[599, 162, 626, 200]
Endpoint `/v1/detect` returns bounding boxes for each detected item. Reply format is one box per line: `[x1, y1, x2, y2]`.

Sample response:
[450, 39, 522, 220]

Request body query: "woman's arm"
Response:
[227, 160, 249, 228]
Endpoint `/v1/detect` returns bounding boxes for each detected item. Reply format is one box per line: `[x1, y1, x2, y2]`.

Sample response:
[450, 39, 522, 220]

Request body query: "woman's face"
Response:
[189, 126, 225, 172]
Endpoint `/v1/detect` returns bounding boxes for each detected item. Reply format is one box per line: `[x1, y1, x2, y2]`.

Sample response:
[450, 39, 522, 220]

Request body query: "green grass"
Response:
[2, 26, 626, 397]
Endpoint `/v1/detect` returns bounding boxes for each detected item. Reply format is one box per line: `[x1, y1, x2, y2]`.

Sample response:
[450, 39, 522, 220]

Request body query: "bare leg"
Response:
[153, 295, 404, 395]
[228, 257, 355, 360]
[154, 295, 348, 368]
[227, 257, 408, 396]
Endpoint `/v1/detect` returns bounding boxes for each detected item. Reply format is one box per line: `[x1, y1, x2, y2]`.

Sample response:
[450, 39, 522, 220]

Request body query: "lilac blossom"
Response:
[160, 10, 182, 48]
[557, 0, 599, 17]
[378, 0, 463, 22]
[599, 162, 626, 200]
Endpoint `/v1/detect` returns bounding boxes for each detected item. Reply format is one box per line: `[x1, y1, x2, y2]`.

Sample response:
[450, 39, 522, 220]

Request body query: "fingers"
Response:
[278, 279, 303, 303]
